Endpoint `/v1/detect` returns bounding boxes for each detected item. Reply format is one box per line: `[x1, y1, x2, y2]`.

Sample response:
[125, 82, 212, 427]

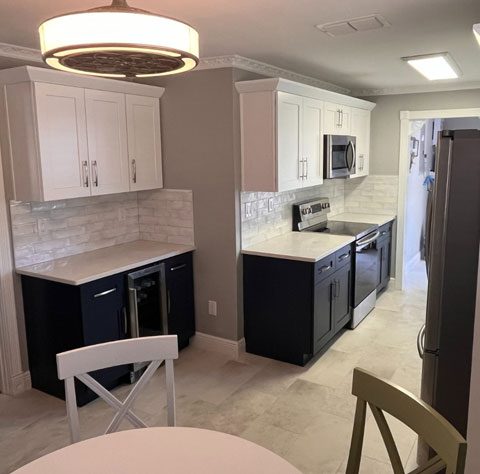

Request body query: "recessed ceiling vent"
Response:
[316, 14, 391, 37]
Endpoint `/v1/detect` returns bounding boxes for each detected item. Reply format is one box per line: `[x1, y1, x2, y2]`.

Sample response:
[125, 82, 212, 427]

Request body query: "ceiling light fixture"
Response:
[473, 24, 480, 45]
[402, 53, 460, 81]
[38, 0, 199, 78]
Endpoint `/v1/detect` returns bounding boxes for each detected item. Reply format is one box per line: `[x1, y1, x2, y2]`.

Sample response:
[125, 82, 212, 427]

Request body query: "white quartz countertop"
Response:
[16, 240, 195, 286]
[241, 232, 354, 262]
[330, 212, 396, 227]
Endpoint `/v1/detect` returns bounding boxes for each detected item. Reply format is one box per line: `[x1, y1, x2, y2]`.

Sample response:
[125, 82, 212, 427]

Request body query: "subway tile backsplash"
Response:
[344, 175, 399, 215]
[10, 189, 194, 268]
[241, 180, 345, 247]
[241, 175, 398, 247]
[138, 189, 194, 246]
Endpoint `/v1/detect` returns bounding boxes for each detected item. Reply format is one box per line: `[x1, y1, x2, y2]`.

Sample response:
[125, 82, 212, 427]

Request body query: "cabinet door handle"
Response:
[92, 160, 98, 187]
[123, 307, 128, 335]
[170, 263, 187, 272]
[338, 253, 350, 261]
[131, 159, 137, 184]
[337, 109, 341, 127]
[340, 110, 344, 128]
[82, 160, 89, 187]
[319, 264, 332, 273]
[298, 158, 303, 179]
[93, 287, 117, 298]
[304, 158, 308, 179]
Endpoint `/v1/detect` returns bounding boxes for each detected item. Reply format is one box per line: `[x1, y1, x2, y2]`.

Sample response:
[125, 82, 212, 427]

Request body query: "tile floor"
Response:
[0, 263, 427, 474]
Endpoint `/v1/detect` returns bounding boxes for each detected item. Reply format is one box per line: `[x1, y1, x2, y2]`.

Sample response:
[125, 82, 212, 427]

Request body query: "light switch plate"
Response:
[245, 202, 252, 218]
[208, 300, 217, 316]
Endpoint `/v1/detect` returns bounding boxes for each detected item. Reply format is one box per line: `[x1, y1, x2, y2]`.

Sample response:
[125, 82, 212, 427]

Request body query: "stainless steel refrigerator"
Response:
[419, 130, 480, 442]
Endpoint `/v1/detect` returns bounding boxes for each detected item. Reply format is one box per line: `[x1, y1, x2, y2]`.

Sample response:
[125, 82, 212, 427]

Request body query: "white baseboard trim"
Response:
[191, 332, 246, 360]
[406, 252, 422, 271]
[9, 371, 31, 395]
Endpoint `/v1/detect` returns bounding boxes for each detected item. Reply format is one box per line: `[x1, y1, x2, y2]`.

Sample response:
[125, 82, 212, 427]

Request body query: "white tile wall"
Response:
[240, 175, 399, 248]
[241, 180, 346, 247]
[10, 189, 195, 267]
[344, 175, 399, 215]
[138, 189, 194, 246]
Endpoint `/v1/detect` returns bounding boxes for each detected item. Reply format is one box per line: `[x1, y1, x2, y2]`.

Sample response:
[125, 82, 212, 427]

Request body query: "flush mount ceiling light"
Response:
[38, 0, 199, 78]
[402, 53, 460, 81]
[473, 24, 480, 45]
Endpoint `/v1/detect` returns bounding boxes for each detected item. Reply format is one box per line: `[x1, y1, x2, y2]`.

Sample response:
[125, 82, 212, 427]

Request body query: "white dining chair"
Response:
[56, 335, 178, 444]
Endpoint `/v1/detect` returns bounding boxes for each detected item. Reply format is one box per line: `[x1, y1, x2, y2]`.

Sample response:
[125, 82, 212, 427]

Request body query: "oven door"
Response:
[354, 231, 380, 307]
[325, 135, 356, 179]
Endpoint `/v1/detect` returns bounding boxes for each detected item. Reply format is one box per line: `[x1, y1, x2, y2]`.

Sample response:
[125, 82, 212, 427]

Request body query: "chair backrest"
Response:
[346, 368, 467, 474]
[56, 335, 178, 444]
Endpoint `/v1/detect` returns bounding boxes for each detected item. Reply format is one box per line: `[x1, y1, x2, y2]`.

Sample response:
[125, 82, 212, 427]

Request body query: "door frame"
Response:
[396, 107, 480, 289]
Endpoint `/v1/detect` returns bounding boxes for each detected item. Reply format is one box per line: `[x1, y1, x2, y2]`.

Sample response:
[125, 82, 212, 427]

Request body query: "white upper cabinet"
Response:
[239, 91, 323, 193]
[0, 66, 164, 202]
[85, 89, 129, 196]
[277, 92, 304, 192]
[236, 78, 374, 192]
[126, 95, 163, 192]
[34, 83, 90, 201]
[350, 107, 371, 178]
[323, 102, 351, 135]
[302, 98, 324, 188]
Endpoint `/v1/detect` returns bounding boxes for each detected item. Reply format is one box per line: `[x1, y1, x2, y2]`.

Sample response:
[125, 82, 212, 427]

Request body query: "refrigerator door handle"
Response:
[417, 324, 426, 359]
[424, 188, 434, 277]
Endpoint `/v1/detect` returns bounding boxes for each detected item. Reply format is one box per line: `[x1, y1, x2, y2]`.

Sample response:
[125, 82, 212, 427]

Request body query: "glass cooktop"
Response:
[311, 221, 378, 240]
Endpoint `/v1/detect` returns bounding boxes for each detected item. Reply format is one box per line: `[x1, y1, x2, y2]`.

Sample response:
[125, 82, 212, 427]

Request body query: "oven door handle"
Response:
[356, 231, 380, 247]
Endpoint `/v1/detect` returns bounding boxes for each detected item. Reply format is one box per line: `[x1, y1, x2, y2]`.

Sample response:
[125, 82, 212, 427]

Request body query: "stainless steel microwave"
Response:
[324, 135, 356, 179]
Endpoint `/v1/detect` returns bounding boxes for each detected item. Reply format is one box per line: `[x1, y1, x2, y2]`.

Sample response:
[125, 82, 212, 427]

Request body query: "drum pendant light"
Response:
[38, 0, 199, 78]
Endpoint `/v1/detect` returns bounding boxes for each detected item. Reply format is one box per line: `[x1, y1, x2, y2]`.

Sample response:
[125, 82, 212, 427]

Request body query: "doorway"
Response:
[396, 108, 480, 290]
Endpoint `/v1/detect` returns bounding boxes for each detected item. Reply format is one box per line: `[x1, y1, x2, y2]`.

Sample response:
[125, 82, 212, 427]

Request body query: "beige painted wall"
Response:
[367, 89, 480, 175]
[143, 68, 263, 342]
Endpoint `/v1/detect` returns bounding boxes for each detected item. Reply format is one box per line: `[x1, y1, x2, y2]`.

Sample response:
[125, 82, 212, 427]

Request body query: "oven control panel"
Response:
[292, 197, 331, 231]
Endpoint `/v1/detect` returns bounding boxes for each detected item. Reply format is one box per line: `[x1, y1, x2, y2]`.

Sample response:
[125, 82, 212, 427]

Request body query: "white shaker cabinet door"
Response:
[85, 89, 129, 196]
[34, 83, 90, 200]
[350, 107, 370, 178]
[323, 102, 351, 135]
[302, 98, 323, 187]
[277, 92, 303, 192]
[126, 95, 163, 191]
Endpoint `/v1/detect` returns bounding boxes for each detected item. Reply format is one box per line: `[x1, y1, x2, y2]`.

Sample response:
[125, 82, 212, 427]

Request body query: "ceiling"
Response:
[1, 0, 480, 94]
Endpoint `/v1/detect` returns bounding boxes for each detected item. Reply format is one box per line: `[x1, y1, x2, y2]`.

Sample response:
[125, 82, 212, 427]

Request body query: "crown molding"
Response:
[352, 80, 480, 97]
[0, 42, 43, 63]
[197, 54, 350, 95]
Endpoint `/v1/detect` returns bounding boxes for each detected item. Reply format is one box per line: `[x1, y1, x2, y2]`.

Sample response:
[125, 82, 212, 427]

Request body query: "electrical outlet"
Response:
[208, 300, 217, 316]
[268, 197, 274, 212]
[245, 202, 252, 218]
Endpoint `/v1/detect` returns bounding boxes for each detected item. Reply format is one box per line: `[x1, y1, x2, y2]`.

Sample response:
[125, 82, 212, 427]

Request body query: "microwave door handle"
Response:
[346, 140, 356, 171]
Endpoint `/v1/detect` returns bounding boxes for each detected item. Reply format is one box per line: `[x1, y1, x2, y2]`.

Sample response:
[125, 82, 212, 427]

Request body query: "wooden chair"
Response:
[56, 335, 178, 444]
[346, 368, 467, 474]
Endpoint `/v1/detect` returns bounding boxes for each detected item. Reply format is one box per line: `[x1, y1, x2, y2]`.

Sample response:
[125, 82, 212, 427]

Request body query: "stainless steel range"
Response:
[292, 197, 380, 328]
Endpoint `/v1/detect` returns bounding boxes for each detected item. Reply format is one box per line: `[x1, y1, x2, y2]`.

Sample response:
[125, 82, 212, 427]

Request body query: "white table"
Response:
[13, 427, 301, 474]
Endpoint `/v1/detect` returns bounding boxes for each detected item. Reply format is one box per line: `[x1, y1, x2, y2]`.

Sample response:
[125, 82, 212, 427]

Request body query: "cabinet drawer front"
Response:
[335, 245, 352, 268]
[315, 254, 335, 283]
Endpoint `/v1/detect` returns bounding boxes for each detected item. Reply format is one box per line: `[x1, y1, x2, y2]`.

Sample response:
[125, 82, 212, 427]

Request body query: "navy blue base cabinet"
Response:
[22, 252, 195, 406]
[22, 273, 129, 406]
[243, 245, 353, 366]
